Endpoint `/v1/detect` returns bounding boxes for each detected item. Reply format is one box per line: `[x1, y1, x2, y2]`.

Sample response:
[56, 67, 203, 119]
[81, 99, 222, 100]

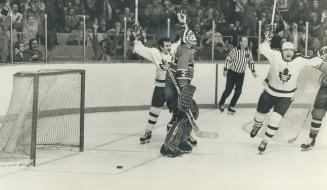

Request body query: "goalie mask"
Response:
[181, 29, 197, 47]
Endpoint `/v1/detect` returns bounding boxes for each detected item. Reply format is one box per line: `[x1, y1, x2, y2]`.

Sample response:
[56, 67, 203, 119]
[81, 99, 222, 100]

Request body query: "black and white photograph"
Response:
[0, 0, 327, 189]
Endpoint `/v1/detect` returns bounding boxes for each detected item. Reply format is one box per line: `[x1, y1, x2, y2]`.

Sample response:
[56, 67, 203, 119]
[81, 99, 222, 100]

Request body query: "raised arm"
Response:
[133, 40, 162, 68]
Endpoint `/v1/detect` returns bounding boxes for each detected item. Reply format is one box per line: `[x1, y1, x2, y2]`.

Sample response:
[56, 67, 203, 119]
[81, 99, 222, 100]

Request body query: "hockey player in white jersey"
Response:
[301, 48, 327, 151]
[250, 24, 327, 153]
[132, 32, 179, 144]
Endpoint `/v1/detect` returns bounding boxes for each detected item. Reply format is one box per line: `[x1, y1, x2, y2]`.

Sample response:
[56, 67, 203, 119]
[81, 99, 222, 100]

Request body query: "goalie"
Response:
[250, 24, 327, 153]
[160, 11, 199, 157]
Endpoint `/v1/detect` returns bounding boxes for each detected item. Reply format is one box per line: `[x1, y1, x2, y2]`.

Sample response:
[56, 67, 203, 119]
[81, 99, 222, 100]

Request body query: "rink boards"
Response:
[0, 61, 320, 116]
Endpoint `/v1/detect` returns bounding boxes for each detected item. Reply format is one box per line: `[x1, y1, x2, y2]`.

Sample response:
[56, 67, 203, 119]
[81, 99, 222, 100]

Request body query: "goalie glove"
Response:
[177, 9, 188, 30]
[264, 24, 275, 42]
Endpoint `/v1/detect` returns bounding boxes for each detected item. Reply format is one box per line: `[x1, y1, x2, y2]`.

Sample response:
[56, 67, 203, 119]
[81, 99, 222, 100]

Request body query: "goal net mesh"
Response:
[0, 69, 84, 166]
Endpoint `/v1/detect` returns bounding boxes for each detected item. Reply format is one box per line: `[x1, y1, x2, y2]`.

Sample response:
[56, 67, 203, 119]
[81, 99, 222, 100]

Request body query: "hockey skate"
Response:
[250, 126, 261, 138]
[160, 144, 182, 157]
[218, 104, 224, 113]
[228, 107, 236, 115]
[258, 140, 267, 154]
[188, 137, 198, 146]
[140, 131, 152, 144]
[301, 134, 317, 151]
[178, 142, 192, 153]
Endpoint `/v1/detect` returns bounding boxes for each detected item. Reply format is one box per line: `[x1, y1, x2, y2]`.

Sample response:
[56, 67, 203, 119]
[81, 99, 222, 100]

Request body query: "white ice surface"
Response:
[0, 108, 327, 190]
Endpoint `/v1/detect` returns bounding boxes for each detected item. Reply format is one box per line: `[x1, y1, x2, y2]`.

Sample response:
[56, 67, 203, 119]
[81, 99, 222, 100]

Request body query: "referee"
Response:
[218, 36, 257, 114]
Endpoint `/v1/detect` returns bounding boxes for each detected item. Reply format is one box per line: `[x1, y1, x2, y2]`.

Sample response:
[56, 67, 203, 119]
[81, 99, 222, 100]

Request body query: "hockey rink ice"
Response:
[0, 108, 327, 190]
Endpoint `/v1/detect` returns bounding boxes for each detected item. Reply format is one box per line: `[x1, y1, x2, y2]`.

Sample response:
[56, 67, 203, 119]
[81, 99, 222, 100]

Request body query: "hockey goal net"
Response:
[0, 69, 85, 166]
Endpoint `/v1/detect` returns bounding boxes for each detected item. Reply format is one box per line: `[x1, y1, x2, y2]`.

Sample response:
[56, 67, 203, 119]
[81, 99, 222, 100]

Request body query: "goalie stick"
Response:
[287, 105, 313, 143]
[166, 68, 218, 139]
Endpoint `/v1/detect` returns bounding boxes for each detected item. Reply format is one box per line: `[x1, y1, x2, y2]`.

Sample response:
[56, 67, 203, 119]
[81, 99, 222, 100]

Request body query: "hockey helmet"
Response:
[282, 42, 295, 50]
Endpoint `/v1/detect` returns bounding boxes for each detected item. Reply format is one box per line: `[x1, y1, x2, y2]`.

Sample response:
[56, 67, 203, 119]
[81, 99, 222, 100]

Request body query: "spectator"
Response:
[205, 23, 225, 47]
[73, 0, 85, 15]
[309, 0, 322, 22]
[64, 7, 79, 32]
[290, 1, 308, 26]
[24, 38, 44, 62]
[0, 21, 9, 63]
[274, 14, 285, 35]
[221, 0, 236, 23]
[11, 3, 23, 31]
[312, 37, 321, 54]
[95, 0, 114, 26]
[243, 5, 257, 36]
[234, 0, 246, 19]
[22, 14, 39, 47]
[0, 1, 9, 17]
[321, 6, 327, 23]
[67, 18, 84, 45]
[25, 1, 43, 26]
[309, 12, 321, 38]
[321, 25, 327, 46]
[33, 0, 45, 13]
[97, 18, 109, 33]
[214, 42, 228, 60]
[163, 0, 176, 20]
[14, 42, 25, 62]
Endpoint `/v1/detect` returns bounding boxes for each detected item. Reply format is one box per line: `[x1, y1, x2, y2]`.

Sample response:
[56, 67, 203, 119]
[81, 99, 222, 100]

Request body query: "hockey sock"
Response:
[310, 116, 322, 136]
[146, 106, 162, 132]
[264, 112, 282, 141]
[253, 112, 265, 128]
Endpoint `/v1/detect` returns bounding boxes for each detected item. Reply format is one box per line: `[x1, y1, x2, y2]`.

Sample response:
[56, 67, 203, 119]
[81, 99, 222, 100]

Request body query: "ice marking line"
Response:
[115, 155, 161, 175]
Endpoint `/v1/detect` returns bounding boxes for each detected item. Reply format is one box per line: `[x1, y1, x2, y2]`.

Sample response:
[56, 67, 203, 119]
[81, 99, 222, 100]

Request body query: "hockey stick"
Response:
[287, 105, 313, 143]
[166, 68, 218, 139]
[271, 0, 278, 25]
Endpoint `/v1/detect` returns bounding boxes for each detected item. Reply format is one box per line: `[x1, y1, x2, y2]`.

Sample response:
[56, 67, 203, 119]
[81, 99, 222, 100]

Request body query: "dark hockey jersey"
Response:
[166, 44, 194, 83]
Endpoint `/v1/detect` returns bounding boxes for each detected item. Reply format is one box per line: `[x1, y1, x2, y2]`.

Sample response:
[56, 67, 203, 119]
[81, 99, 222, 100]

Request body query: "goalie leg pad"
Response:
[189, 99, 199, 120]
[163, 117, 187, 151]
[178, 84, 196, 112]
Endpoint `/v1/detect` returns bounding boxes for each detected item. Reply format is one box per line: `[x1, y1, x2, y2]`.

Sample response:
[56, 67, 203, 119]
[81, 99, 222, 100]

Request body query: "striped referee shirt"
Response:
[224, 47, 255, 74]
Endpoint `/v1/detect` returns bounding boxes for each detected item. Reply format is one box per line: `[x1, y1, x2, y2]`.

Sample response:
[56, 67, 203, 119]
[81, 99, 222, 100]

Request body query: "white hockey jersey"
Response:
[133, 40, 180, 87]
[259, 41, 323, 97]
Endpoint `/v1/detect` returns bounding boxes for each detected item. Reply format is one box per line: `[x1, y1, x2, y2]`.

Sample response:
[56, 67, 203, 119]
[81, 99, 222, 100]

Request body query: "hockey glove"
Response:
[264, 24, 275, 42]
[159, 60, 170, 71]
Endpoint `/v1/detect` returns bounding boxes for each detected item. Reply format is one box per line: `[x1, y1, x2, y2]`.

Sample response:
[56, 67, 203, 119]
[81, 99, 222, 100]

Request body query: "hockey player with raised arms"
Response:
[132, 27, 179, 144]
[250, 24, 327, 153]
[160, 11, 199, 157]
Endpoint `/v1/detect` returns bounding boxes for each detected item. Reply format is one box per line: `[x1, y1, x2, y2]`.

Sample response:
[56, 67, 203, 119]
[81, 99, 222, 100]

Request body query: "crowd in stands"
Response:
[0, 0, 326, 62]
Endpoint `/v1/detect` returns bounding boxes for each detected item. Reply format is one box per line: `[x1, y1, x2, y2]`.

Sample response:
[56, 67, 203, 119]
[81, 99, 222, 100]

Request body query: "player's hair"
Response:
[239, 36, 248, 43]
[158, 37, 171, 48]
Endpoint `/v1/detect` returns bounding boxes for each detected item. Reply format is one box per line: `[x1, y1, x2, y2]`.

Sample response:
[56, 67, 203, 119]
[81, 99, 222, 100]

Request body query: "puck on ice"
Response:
[116, 165, 123, 169]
